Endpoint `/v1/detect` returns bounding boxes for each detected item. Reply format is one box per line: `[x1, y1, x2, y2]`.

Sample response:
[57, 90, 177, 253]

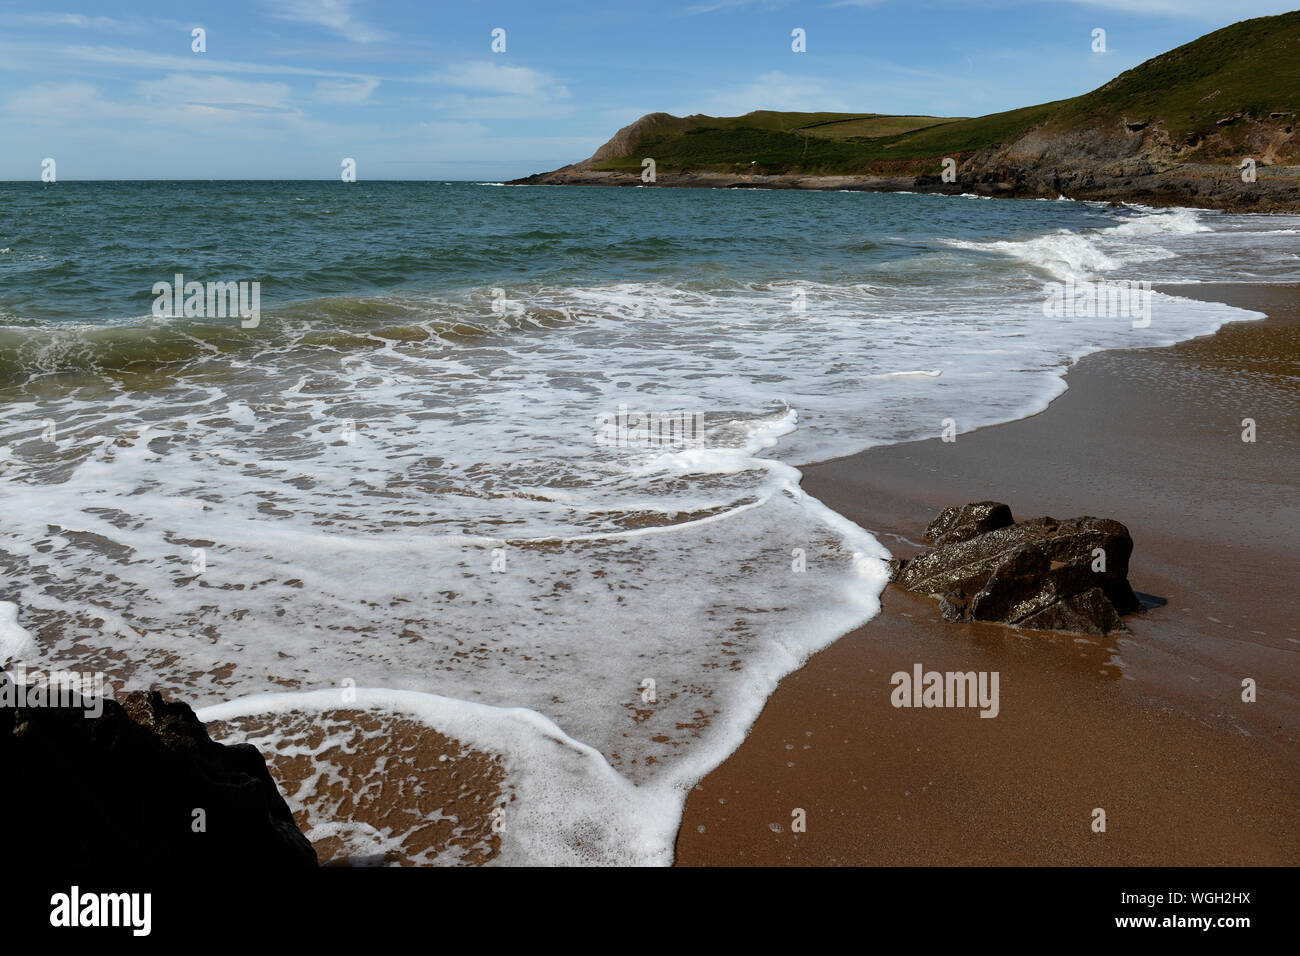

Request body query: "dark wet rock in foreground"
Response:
[0, 686, 317, 869]
[893, 502, 1139, 636]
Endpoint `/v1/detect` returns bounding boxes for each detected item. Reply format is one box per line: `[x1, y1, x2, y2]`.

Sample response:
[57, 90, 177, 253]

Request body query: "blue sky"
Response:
[0, 0, 1292, 180]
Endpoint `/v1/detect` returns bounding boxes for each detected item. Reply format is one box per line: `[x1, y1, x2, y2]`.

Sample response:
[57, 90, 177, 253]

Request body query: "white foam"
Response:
[200, 688, 673, 866]
[941, 206, 1213, 282]
[0, 602, 37, 665]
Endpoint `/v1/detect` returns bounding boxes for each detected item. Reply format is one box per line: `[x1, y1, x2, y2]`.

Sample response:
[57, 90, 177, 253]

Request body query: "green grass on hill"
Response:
[795, 114, 964, 139]
[653, 111, 867, 135]
[595, 127, 891, 175]
[591, 11, 1300, 174]
[1055, 13, 1300, 138]
[593, 102, 1062, 175]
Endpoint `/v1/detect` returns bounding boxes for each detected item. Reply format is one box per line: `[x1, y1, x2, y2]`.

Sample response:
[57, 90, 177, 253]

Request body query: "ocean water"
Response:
[2, 182, 1296, 864]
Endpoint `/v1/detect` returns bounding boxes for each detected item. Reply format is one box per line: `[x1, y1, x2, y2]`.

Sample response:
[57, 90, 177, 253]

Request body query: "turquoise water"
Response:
[1, 182, 1294, 864]
[1, 181, 1122, 324]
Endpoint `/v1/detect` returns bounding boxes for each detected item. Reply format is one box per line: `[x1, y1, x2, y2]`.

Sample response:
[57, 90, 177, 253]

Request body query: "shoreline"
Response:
[198, 281, 1299, 867]
[504, 169, 1300, 214]
[674, 281, 1300, 866]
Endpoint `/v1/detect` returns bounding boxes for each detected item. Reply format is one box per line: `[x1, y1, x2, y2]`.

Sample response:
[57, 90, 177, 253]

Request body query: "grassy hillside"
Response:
[593, 102, 1060, 175]
[1055, 13, 1300, 135]
[795, 114, 964, 139]
[1046, 12, 1300, 159]
[590, 11, 1300, 175]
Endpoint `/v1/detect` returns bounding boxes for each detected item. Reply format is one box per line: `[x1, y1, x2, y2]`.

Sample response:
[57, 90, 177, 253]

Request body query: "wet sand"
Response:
[208, 709, 509, 866]
[675, 282, 1300, 866]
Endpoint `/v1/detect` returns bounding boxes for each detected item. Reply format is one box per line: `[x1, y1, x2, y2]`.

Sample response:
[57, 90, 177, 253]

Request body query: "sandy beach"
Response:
[675, 282, 1300, 866]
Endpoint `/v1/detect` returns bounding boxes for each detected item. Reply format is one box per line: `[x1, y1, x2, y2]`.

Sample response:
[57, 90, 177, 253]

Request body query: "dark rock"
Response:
[968, 544, 1056, 622]
[0, 686, 317, 870]
[896, 503, 1139, 635]
[924, 501, 1015, 546]
[1033, 517, 1138, 612]
[1019, 587, 1123, 636]
[939, 589, 968, 622]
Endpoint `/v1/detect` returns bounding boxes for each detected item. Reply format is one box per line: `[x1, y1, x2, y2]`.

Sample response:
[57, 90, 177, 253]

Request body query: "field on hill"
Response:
[795, 114, 963, 139]
[591, 102, 1062, 175]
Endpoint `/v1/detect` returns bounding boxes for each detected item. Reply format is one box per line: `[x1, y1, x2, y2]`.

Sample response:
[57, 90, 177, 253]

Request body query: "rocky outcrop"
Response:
[510, 151, 1300, 213]
[892, 503, 1140, 636]
[920, 143, 1300, 213]
[586, 112, 679, 167]
[0, 686, 318, 869]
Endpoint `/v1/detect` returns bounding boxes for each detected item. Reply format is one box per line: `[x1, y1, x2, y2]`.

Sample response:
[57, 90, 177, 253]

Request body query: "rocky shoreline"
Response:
[507, 162, 1300, 213]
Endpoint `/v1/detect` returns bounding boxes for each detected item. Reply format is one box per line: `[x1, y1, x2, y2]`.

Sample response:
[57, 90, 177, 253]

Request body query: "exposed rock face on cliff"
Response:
[912, 133, 1300, 212]
[891, 502, 1140, 636]
[0, 686, 318, 869]
[586, 112, 680, 166]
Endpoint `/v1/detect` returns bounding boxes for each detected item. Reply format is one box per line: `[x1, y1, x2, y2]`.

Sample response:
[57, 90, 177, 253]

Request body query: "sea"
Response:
[2, 181, 1297, 864]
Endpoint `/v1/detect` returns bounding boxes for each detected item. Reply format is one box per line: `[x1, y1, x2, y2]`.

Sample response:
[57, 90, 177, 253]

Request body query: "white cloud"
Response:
[430, 62, 568, 98]
[77, 45, 366, 80]
[137, 74, 296, 116]
[683, 0, 790, 14]
[0, 41, 379, 84]
[266, 0, 390, 43]
[4, 76, 299, 127]
[313, 76, 381, 104]
[18, 13, 137, 31]
[425, 61, 572, 119]
[4, 81, 124, 119]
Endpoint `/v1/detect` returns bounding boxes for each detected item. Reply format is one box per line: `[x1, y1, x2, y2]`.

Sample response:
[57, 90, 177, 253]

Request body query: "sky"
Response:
[0, 0, 1292, 180]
